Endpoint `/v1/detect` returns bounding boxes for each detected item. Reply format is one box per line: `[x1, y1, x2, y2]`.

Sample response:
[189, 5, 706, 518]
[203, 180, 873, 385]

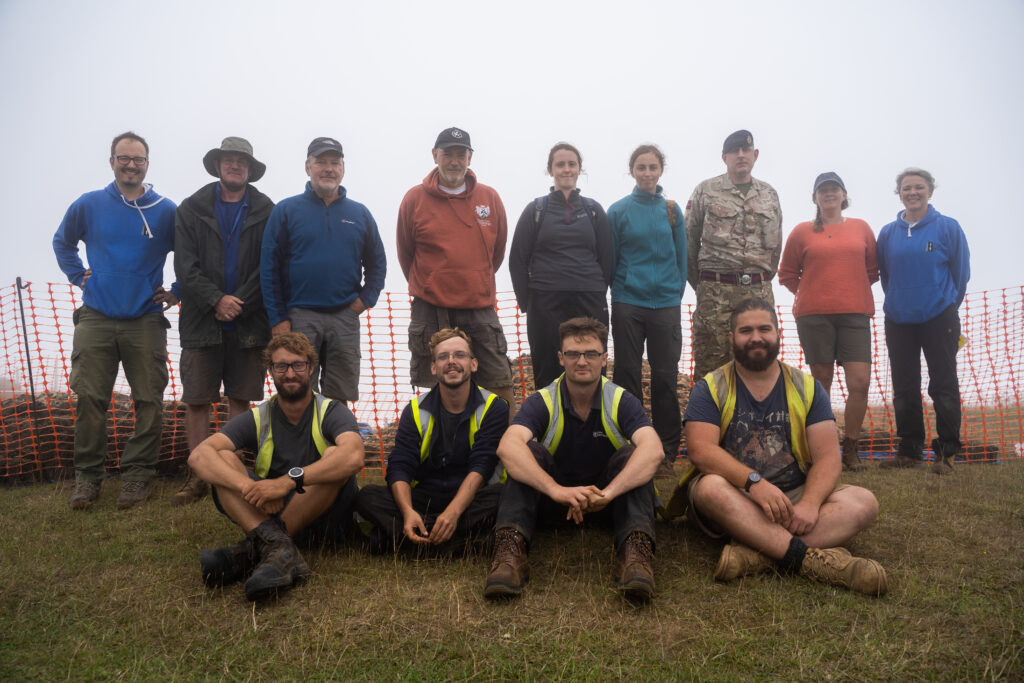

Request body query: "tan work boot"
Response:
[800, 547, 888, 596]
[930, 457, 954, 475]
[714, 542, 774, 581]
[172, 467, 209, 507]
[615, 531, 655, 601]
[841, 437, 866, 472]
[483, 528, 529, 598]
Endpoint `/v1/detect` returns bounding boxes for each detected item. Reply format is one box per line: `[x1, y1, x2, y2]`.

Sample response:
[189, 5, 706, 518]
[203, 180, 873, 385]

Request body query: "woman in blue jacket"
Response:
[607, 144, 687, 468]
[509, 142, 614, 388]
[877, 168, 970, 475]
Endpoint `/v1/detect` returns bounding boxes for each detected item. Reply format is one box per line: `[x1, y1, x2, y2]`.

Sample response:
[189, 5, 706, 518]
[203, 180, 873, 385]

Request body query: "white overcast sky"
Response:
[2, 0, 1022, 307]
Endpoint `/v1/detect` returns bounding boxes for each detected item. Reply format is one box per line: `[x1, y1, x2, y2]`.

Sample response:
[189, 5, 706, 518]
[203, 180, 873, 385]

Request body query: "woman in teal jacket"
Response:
[607, 144, 687, 467]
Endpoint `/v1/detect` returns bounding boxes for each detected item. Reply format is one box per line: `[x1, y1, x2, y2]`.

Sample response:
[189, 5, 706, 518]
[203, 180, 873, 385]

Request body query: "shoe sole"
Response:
[483, 580, 524, 599]
[616, 578, 654, 602]
[69, 499, 96, 510]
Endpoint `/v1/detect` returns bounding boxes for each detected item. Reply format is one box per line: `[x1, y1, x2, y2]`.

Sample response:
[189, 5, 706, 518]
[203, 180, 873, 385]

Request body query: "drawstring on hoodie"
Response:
[120, 184, 166, 239]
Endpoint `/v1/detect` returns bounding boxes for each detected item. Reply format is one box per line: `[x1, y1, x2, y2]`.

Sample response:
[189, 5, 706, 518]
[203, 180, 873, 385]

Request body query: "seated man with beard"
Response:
[667, 298, 888, 595]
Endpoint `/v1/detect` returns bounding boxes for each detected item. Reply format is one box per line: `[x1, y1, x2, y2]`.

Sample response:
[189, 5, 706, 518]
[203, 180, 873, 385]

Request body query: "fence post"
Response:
[15, 277, 36, 404]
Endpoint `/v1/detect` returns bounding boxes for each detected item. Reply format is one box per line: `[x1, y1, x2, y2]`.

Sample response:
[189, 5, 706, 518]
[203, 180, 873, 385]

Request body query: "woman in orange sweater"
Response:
[778, 172, 879, 471]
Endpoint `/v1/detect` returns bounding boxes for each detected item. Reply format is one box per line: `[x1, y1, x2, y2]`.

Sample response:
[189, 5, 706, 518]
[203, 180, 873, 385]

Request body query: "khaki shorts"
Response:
[686, 471, 849, 539]
[407, 298, 514, 388]
[795, 313, 872, 365]
[180, 331, 265, 404]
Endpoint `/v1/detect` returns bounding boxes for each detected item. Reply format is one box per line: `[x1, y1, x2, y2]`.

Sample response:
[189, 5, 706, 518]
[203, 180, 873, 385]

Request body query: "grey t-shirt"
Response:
[221, 398, 358, 478]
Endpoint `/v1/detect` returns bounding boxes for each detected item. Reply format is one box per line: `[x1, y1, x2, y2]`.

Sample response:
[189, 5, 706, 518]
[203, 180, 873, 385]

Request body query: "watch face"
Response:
[749, 473, 761, 483]
[288, 467, 303, 478]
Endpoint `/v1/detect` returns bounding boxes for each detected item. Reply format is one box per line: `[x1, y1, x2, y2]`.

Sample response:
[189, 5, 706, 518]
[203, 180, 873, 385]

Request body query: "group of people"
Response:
[51, 125, 970, 603]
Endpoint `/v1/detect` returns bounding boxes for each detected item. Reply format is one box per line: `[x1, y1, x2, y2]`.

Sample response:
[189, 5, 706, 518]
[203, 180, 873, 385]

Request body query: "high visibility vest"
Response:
[410, 386, 500, 462]
[664, 361, 815, 518]
[538, 375, 629, 454]
[253, 393, 333, 478]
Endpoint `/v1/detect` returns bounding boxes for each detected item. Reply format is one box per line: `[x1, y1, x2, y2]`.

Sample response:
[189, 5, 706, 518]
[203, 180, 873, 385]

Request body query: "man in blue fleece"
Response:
[260, 137, 386, 403]
[53, 131, 180, 510]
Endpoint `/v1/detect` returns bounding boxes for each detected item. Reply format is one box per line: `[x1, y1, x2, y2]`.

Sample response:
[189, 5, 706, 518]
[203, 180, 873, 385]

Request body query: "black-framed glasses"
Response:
[269, 361, 310, 374]
[435, 351, 471, 362]
[114, 155, 149, 166]
[561, 350, 603, 361]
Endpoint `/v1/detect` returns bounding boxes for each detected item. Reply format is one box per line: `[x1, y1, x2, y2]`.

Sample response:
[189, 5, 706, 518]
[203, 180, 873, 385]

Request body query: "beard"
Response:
[733, 338, 780, 372]
[437, 365, 471, 389]
[275, 376, 311, 402]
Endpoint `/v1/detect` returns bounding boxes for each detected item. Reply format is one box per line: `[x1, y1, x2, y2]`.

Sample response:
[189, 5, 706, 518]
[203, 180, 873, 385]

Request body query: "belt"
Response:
[699, 271, 772, 285]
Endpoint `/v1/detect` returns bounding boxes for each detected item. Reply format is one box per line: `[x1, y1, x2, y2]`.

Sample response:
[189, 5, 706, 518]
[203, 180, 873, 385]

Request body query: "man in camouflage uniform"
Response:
[685, 130, 782, 380]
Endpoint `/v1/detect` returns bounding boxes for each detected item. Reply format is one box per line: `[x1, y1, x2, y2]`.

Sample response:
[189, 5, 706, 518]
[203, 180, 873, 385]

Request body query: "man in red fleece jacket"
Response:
[397, 126, 514, 411]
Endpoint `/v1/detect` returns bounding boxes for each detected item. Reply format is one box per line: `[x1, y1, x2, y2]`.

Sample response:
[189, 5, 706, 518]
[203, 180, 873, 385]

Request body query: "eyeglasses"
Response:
[269, 361, 310, 374]
[435, 351, 471, 362]
[561, 350, 603, 361]
[114, 155, 149, 166]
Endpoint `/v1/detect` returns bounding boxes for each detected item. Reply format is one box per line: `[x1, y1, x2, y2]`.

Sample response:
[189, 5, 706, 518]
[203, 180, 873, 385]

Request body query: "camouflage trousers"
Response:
[691, 280, 775, 381]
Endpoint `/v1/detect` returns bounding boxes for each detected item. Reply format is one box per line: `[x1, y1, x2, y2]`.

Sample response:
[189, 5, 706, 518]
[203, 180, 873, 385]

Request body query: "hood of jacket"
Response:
[421, 168, 479, 200]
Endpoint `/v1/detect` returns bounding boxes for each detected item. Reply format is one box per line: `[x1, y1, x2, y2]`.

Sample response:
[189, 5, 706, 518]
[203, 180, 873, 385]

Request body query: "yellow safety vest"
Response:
[663, 361, 815, 519]
[538, 375, 629, 454]
[253, 393, 333, 478]
[409, 386, 504, 485]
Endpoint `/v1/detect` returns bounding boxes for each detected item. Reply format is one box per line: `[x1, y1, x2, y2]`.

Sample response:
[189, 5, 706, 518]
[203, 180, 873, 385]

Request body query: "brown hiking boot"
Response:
[69, 481, 100, 510]
[841, 438, 866, 472]
[930, 458, 954, 475]
[172, 467, 209, 507]
[880, 454, 924, 470]
[484, 528, 529, 598]
[714, 542, 773, 581]
[116, 480, 152, 509]
[201, 535, 258, 587]
[800, 547, 888, 596]
[244, 518, 312, 601]
[615, 531, 655, 601]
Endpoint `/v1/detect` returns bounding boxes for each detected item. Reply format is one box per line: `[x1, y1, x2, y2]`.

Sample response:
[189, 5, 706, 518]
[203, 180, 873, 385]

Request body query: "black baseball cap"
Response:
[307, 137, 344, 158]
[813, 171, 846, 193]
[434, 127, 473, 151]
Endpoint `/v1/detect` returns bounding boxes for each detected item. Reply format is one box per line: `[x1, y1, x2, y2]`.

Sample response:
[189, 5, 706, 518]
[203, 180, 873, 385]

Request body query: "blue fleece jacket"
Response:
[260, 183, 386, 327]
[607, 185, 687, 308]
[877, 205, 970, 324]
[53, 182, 179, 319]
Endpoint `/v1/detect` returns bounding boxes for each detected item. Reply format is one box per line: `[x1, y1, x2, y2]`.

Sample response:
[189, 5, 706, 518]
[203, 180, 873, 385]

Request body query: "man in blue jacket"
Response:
[173, 137, 275, 506]
[53, 131, 180, 510]
[355, 328, 507, 555]
[260, 137, 386, 404]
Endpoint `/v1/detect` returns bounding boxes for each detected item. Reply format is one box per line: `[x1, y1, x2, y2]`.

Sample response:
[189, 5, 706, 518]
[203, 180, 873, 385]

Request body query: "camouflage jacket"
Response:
[684, 174, 782, 289]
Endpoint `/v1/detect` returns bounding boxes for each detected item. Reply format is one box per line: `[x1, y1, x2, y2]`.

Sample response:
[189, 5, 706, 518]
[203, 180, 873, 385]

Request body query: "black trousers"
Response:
[526, 289, 608, 389]
[611, 301, 682, 461]
[354, 483, 502, 554]
[884, 305, 962, 458]
[494, 442, 656, 551]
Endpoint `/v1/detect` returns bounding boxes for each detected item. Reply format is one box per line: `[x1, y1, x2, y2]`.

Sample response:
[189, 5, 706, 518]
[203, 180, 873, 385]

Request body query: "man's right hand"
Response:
[80, 269, 92, 288]
[402, 510, 431, 544]
[214, 295, 244, 321]
[748, 478, 794, 525]
[548, 484, 603, 524]
[271, 320, 291, 336]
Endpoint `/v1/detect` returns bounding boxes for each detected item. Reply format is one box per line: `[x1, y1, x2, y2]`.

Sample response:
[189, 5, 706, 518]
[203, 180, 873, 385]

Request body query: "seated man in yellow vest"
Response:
[669, 297, 887, 595]
[188, 332, 365, 601]
[354, 328, 508, 555]
[484, 317, 663, 601]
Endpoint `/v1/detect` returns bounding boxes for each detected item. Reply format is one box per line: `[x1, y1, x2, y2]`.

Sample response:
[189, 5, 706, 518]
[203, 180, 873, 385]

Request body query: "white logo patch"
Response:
[475, 205, 490, 219]
[451, 129, 464, 139]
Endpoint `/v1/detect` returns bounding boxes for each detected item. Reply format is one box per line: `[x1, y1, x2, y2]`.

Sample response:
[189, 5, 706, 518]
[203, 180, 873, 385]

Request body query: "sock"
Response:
[778, 536, 809, 573]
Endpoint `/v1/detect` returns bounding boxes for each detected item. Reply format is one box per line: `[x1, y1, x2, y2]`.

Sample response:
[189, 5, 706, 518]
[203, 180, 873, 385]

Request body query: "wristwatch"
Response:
[288, 467, 305, 494]
[744, 472, 762, 492]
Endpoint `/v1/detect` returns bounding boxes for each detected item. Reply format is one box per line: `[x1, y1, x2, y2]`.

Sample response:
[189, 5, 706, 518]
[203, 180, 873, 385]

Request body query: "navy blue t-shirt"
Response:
[214, 186, 249, 330]
[684, 370, 834, 492]
[514, 380, 651, 485]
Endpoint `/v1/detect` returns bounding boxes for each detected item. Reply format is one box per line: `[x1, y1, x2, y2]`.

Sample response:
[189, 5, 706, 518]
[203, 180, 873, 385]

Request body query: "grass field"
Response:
[2, 461, 1022, 681]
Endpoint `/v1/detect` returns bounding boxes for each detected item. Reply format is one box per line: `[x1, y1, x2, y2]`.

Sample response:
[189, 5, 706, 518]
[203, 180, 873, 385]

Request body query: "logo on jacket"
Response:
[341, 218, 355, 224]
[475, 205, 491, 219]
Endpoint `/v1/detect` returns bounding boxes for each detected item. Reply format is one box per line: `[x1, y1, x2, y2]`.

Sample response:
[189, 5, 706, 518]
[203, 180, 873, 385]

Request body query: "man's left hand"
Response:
[429, 508, 460, 545]
[152, 287, 179, 310]
[583, 487, 612, 514]
[785, 500, 820, 537]
[348, 297, 366, 315]
[241, 477, 290, 510]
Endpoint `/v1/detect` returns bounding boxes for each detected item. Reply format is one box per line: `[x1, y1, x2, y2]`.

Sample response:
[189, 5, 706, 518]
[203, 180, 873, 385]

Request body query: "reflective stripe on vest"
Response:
[538, 375, 627, 454]
[410, 387, 499, 462]
[253, 393, 333, 478]
[705, 360, 815, 472]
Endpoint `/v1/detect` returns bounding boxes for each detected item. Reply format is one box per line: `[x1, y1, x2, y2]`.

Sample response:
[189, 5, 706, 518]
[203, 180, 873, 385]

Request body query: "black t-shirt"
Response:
[221, 398, 358, 478]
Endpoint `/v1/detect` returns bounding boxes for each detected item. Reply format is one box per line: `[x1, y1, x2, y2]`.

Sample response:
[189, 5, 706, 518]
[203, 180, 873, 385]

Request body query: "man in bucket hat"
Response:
[173, 137, 275, 506]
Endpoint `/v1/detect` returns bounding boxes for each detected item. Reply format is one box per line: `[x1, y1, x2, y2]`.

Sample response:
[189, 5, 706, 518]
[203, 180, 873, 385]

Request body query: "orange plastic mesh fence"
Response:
[1, 282, 1021, 482]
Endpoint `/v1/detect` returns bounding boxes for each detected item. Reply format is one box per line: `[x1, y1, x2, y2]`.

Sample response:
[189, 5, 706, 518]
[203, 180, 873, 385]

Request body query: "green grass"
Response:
[2, 462, 1022, 681]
